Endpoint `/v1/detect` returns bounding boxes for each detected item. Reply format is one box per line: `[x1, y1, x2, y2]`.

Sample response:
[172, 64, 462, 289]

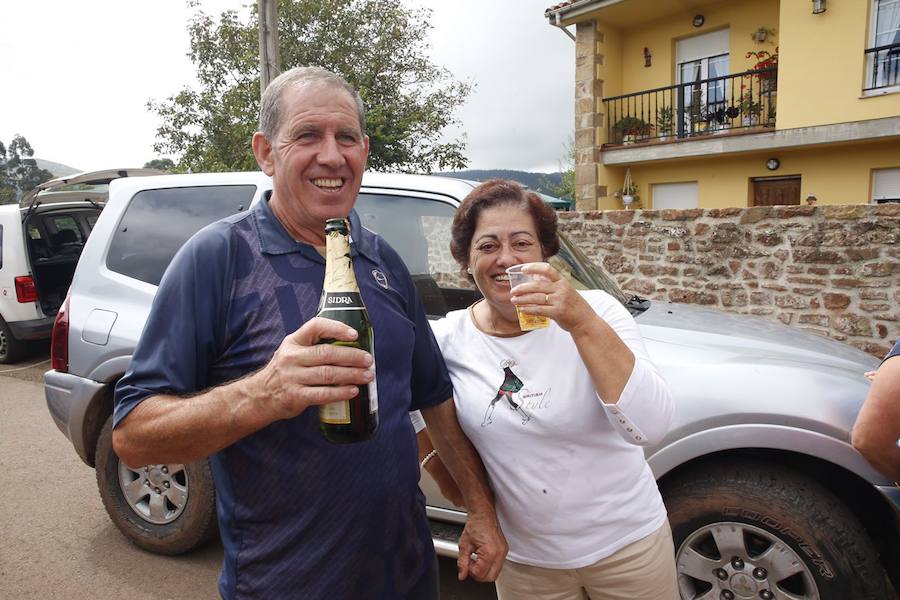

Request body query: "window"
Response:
[354, 192, 630, 316]
[866, 0, 900, 91]
[47, 215, 84, 248]
[355, 193, 474, 316]
[651, 182, 699, 209]
[677, 29, 730, 131]
[872, 167, 900, 203]
[106, 185, 255, 285]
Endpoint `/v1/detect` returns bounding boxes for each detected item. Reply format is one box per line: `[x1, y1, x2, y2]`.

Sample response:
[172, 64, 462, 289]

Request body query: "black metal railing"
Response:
[603, 67, 777, 145]
[864, 42, 900, 91]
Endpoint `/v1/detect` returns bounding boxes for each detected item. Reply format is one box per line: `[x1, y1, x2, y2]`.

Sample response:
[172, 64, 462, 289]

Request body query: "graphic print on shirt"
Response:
[483, 360, 533, 427]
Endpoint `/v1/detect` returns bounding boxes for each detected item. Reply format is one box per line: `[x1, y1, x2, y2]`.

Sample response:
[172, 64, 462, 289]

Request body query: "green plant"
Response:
[738, 90, 762, 116]
[656, 106, 674, 135]
[623, 180, 638, 196]
[613, 116, 653, 138]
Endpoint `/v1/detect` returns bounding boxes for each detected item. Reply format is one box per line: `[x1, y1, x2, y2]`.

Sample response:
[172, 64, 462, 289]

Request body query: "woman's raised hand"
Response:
[508, 262, 595, 334]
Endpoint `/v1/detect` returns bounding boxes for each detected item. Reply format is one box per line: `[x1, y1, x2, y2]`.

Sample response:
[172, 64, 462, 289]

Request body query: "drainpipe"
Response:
[550, 12, 576, 42]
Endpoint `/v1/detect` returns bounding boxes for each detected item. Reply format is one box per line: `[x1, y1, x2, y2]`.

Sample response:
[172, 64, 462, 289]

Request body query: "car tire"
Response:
[0, 316, 28, 364]
[662, 458, 887, 600]
[95, 414, 218, 555]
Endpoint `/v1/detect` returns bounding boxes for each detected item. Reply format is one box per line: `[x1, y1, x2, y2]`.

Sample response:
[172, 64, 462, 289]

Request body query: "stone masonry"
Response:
[574, 21, 603, 210]
[558, 204, 900, 357]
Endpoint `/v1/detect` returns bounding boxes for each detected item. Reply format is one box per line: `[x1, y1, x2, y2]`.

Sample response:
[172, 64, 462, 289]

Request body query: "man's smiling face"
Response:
[257, 82, 369, 242]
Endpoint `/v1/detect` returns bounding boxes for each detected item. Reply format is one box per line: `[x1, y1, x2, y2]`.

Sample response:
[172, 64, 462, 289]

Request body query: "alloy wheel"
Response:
[118, 461, 189, 525]
[676, 521, 819, 600]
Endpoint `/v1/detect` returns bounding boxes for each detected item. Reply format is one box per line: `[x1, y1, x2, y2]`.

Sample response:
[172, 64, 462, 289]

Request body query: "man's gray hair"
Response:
[258, 66, 366, 140]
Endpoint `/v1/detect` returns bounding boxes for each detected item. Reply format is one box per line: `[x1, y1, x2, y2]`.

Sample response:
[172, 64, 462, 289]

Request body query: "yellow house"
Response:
[545, 0, 900, 210]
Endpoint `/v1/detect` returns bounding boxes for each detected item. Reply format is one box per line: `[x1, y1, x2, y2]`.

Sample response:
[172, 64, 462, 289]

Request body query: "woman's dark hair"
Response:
[450, 179, 559, 272]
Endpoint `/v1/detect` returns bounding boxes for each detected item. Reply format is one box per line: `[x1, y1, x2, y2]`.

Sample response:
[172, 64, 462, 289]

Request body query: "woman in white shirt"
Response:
[420, 179, 677, 600]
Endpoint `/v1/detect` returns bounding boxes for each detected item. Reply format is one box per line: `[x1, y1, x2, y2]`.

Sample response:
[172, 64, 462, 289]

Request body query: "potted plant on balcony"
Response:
[621, 170, 639, 208]
[746, 46, 778, 92]
[613, 116, 653, 145]
[738, 90, 763, 127]
[656, 106, 674, 141]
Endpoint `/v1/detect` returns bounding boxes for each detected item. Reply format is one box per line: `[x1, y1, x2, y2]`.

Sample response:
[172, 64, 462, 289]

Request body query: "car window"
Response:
[86, 214, 100, 231]
[355, 193, 478, 316]
[48, 215, 85, 245]
[354, 192, 629, 317]
[106, 185, 255, 285]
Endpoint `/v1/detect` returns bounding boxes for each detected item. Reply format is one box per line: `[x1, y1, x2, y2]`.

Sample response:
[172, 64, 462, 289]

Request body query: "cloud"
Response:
[1, 0, 574, 174]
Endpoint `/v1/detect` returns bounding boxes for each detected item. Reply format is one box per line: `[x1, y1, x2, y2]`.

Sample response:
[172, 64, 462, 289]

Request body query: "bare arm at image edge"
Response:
[421, 400, 508, 582]
[852, 356, 900, 483]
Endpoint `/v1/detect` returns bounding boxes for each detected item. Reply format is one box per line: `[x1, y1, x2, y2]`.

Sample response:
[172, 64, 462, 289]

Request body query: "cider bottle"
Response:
[316, 218, 378, 443]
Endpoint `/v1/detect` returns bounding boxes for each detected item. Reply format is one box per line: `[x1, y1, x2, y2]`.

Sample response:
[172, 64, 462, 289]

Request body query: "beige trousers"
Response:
[495, 521, 678, 600]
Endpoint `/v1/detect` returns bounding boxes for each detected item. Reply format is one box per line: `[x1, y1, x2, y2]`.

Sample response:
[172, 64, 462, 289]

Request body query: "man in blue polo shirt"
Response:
[113, 66, 506, 599]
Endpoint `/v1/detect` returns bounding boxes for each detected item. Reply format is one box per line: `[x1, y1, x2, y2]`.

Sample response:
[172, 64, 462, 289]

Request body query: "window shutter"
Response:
[872, 168, 900, 202]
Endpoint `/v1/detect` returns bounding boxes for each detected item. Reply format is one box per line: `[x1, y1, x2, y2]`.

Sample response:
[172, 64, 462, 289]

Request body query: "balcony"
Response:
[864, 42, 900, 92]
[602, 67, 777, 147]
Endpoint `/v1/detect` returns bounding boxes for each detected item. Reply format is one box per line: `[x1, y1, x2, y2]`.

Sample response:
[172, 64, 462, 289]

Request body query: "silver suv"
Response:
[44, 172, 899, 600]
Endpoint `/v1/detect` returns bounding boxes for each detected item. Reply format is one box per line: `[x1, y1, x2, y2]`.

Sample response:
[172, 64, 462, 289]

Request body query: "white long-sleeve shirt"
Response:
[430, 290, 675, 568]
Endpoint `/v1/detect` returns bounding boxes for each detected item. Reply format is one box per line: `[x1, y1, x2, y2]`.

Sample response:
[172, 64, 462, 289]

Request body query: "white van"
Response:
[0, 169, 159, 362]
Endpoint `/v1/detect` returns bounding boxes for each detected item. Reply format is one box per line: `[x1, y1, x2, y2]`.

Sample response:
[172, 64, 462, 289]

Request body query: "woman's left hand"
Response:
[508, 262, 595, 334]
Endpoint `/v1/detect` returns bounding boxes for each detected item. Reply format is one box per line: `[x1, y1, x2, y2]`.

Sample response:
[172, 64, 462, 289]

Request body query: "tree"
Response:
[143, 158, 177, 172]
[548, 133, 575, 201]
[0, 135, 54, 205]
[150, 0, 472, 174]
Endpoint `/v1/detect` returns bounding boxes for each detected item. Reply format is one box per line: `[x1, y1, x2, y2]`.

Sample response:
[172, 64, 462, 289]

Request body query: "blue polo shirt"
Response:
[115, 194, 452, 599]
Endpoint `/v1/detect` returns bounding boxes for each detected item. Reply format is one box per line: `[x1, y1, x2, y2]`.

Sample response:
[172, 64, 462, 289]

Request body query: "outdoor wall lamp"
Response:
[766, 158, 780, 171]
[812, 0, 826, 14]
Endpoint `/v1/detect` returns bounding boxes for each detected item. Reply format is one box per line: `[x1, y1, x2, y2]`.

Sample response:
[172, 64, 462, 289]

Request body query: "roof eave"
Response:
[545, 0, 626, 26]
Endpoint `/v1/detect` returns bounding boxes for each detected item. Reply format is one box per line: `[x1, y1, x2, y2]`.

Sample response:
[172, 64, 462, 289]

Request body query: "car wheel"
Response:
[95, 414, 218, 555]
[662, 459, 887, 600]
[0, 317, 28, 364]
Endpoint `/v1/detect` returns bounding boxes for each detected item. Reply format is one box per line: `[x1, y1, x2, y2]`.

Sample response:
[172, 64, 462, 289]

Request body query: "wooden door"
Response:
[752, 177, 800, 206]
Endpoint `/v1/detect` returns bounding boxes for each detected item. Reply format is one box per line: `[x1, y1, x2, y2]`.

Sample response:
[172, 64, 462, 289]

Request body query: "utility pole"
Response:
[258, 0, 281, 99]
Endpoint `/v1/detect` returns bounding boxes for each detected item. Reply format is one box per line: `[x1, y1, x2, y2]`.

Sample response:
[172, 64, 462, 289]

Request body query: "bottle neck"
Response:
[323, 228, 360, 294]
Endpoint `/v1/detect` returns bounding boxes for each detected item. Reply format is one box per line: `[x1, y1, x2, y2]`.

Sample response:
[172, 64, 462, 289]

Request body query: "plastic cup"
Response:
[506, 264, 551, 331]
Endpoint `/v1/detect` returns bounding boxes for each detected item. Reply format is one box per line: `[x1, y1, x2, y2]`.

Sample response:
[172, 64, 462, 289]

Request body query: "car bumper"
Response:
[44, 369, 108, 466]
[8, 316, 53, 340]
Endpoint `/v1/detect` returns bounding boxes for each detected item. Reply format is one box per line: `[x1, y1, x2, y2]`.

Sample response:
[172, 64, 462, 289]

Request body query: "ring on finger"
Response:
[545, 293, 550, 304]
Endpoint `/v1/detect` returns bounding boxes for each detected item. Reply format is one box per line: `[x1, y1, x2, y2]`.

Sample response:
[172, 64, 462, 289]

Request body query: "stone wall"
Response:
[558, 204, 900, 357]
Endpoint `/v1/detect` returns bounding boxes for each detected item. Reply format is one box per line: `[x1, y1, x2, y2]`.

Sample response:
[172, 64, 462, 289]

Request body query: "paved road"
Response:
[0, 351, 496, 599]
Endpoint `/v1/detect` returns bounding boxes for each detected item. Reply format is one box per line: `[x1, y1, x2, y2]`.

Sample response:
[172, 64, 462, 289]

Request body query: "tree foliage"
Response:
[0, 135, 54, 205]
[150, 0, 472, 174]
[548, 133, 575, 201]
[143, 158, 177, 172]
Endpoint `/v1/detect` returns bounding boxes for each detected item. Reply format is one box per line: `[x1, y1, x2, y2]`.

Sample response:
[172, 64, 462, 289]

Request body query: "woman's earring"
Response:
[466, 267, 472, 274]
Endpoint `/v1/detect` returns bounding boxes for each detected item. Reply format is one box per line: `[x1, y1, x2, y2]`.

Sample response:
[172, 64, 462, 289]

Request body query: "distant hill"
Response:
[438, 169, 563, 197]
[35, 159, 80, 178]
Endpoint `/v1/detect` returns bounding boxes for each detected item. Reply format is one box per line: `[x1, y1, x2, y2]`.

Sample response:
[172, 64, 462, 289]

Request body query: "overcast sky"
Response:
[1, 0, 574, 174]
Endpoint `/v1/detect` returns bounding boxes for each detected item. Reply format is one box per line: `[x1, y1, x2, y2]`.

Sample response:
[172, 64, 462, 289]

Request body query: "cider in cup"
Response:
[506, 264, 551, 331]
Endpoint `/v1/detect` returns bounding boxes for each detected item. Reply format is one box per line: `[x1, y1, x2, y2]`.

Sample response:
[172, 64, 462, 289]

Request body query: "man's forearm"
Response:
[421, 400, 494, 513]
[113, 372, 270, 467]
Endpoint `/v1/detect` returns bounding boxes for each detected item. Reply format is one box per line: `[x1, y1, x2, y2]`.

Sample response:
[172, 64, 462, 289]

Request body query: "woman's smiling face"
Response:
[468, 204, 544, 311]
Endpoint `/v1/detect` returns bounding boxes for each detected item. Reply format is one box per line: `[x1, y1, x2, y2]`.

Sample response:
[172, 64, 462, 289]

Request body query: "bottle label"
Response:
[320, 400, 351, 424]
[321, 292, 364, 310]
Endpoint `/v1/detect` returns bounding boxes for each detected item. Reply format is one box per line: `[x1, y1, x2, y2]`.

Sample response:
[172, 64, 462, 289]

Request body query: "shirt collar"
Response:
[254, 190, 378, 264]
